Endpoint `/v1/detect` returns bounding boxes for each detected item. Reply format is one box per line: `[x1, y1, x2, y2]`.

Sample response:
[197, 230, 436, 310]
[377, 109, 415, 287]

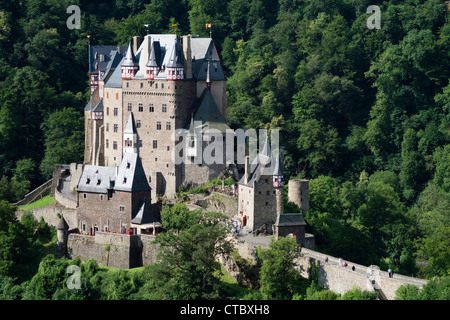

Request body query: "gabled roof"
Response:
[114, 152, 150, 192]
[77, 165, 117, 193]
[191, 39, 225, 81]
[238, 147, 284, 187]
[89, 45, 127, 73]
[191, 88, 229, 133]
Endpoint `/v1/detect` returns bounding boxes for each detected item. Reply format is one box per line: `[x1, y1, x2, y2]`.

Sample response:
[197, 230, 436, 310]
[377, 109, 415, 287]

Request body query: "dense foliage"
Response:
[1, 203, 384, 300]
[0, 0, 448, 298]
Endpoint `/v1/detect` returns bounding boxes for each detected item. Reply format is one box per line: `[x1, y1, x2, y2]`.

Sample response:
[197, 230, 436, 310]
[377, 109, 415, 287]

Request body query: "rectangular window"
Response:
[136, 120, 141, 128]
[156, 121, 161, 130]
[166, 121, 171, 130]
[114, 108, 118, 116]
[106, 139, 109, 148]
[138, 103, 143, 112]
[119, 206, 125, 212]
[153, 140, 157, 149]
[114, 124, 118, 132]
[149, 104, 154, 112]
[116, 93, 119, 100]
[162, 104, 167, 113]
[106, 123, 109, 132]
[113, 141, 118, 150]
[127, 103, 132, 111]
[106, 107, 109, 115]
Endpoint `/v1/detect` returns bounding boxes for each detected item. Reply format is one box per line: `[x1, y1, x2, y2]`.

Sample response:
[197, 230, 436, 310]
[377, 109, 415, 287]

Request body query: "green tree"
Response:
[138, 208, 232, 300]
[40, 107, 84, 179]
[258, 236, 307, 299]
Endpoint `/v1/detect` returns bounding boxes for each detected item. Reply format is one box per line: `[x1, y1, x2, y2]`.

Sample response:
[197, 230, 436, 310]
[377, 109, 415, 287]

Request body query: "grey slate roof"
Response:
[191, 88, 230, 133]
[146, 41, 161, 67]
[122, 40, 139, 67]
[275, 213, 306, 227]
[114, 152, 150, 192]
[77, 153, 150, 194]
[238, 143, 283, 187]
[89, 45, 127, 73]
[77, 165, 117, 193]
[131, 201, 160, 225]
[104, 57, 124, 88]
[166, 40, 183, 68]
[191, 38, 225, 81]
[92, 98, 103, 112]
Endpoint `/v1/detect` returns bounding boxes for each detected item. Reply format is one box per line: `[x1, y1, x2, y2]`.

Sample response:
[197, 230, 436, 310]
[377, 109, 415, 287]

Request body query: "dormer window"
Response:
[86, 178, 90, 184]
[126, 162, 130, 169]
[123, 177, 127, 184]
[97, 179, 101, 185]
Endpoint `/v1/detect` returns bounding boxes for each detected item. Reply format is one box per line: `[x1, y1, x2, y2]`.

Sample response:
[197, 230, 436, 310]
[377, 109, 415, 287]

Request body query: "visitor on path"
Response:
[388, 268, 393, 278]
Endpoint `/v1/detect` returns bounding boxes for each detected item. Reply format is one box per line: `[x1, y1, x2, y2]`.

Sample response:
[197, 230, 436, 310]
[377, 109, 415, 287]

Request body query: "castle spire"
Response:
[206, 60, 211, 90]
[121, 39, 139, 79]
[166, 39, 184, 81]
[123, 112, 138, 154]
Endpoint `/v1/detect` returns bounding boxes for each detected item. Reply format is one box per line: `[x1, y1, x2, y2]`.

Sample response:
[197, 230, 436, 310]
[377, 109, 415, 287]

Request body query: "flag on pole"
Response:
[205, 23, 212, 29]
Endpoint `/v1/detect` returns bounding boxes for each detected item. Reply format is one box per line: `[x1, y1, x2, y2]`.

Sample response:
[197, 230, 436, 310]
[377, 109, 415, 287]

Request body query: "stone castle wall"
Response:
[16, 206, 78, 231]
[232, 238, 427, 300]
[67, 232, 160, 269]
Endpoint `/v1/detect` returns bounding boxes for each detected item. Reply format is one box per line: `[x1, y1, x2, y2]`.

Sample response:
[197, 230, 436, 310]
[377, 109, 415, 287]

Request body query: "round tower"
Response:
[288, 179, 309, 213]
[55, 215, 69, 258]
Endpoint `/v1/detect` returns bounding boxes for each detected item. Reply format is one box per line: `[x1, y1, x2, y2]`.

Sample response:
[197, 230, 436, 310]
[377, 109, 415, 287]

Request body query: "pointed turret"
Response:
[272, 151, 283, 188]
[166, 39, 184, 81]
[121, 40, 139, 79]
[123, 112, 138, 154]
[146, 41, 161, 80]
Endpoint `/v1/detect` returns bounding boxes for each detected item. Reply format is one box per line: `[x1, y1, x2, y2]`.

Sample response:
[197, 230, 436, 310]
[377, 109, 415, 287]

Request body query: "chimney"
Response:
[182, 35, 193, 79]
[117, 45, 121, 54]
[244, 156, 250, 184]
[133, 36, 141, 54]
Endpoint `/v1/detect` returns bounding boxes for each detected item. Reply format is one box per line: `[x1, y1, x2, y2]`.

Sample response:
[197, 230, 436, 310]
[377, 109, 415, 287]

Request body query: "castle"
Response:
[53, 33, 311, 266]
[84, 34, 229, 199]
[48, 34, 431, 297]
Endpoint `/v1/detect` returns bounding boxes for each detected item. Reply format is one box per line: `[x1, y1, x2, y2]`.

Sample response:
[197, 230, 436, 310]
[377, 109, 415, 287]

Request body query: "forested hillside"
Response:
[0, 0, 449, 279]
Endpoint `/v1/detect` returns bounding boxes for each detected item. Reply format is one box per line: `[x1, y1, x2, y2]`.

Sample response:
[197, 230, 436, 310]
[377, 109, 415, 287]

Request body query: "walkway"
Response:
[301, 247, 428, 288]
